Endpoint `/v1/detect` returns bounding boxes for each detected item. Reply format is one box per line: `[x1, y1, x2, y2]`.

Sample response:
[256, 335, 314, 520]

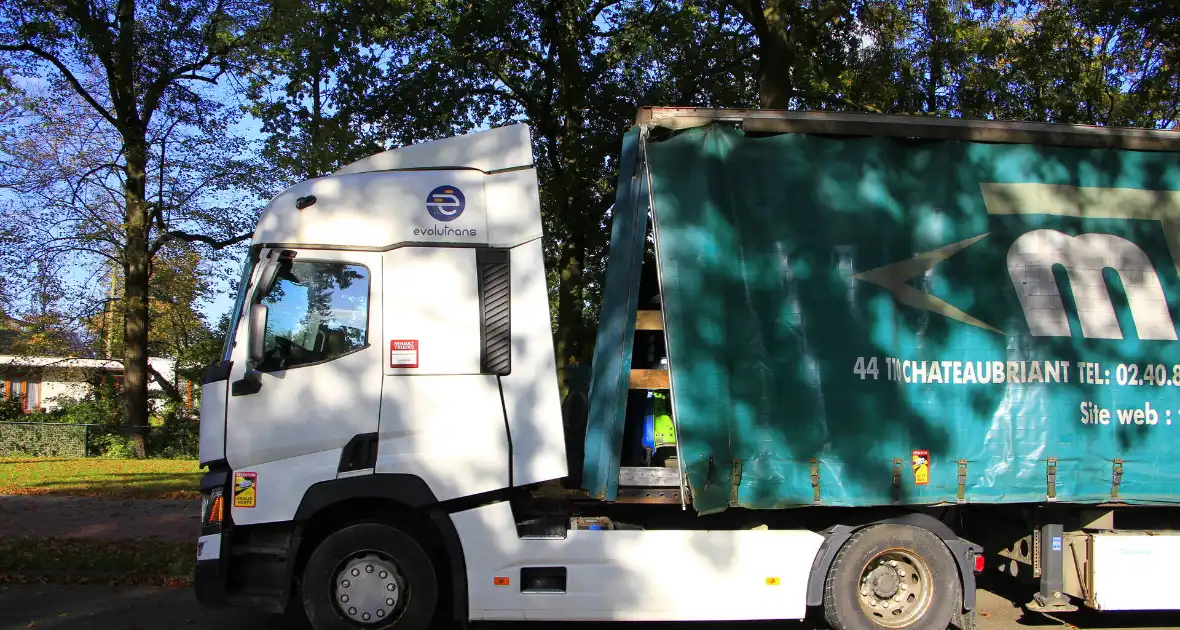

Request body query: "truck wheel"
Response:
[823, 524, 958, 630]
[301, 522, 438, 630]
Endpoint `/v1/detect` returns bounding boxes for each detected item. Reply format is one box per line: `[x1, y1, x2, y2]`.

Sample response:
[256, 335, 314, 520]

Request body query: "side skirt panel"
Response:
[450, 501, 824, 622]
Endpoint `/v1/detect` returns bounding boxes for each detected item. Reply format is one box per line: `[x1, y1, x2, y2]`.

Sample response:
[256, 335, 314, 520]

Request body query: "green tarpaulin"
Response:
[586, 122, 1180, 514]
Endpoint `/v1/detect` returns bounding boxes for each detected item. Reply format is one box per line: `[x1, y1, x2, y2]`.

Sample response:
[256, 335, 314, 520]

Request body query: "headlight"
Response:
[201, 486, 225, 535]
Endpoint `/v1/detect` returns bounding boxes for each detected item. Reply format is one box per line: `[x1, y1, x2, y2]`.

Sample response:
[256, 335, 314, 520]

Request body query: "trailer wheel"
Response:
[823, 524, 958, 630]
[301, 522, 438, 630]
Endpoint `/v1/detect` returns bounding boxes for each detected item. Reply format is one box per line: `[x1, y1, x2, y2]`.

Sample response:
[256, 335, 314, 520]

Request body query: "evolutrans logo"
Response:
[426, 185, 465, 222]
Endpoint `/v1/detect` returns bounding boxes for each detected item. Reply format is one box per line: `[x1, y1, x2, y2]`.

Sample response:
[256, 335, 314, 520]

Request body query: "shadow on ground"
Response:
[0, 496, 199, 540]
[5, 584, 1180, 630]
[0, 584, 296, 630]
[975, 574, 1180, 629]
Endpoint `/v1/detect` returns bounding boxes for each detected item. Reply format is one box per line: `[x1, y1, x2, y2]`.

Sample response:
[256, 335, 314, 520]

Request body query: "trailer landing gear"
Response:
[1024, 522, 1078, 614]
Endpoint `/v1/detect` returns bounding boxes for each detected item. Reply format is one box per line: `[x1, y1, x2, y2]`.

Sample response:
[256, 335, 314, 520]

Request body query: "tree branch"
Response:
[148, 364, 182, 403]
[70, 162, 123, 205]
[0, 43, 120, 127]
[42, 244, 122, 264]
[789, 89, 882, 114]
[151, 118, 182, 231]
[149, 230, 251, 256]
[141, 0, 265, 121]
[589, 0, 626, 22]
[726, 0, 769, 40]
[594, 0, 663, 37]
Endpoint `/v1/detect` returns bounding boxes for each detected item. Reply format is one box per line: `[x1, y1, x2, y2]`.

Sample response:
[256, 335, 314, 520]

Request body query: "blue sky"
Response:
[2, 70, 271, 332]
[200, 106, 266, 326]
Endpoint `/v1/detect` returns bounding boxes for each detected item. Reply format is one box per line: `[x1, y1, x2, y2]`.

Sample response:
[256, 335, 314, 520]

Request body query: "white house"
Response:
[0, 355, 189, 413]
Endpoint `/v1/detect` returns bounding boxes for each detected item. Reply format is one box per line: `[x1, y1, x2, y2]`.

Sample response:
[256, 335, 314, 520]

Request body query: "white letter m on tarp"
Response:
[1007, 229, 1178, 340]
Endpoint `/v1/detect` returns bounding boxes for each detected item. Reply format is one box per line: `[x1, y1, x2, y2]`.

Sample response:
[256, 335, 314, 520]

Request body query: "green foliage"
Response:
[725, 0, 1179, 124]
[0, 456, 201, 500]
[0, 379, 197, 458]
[6, 260, 86, 356]
[0, 0, 276, 431]
[79, 397, 199, 460]
[0, 391, 23, 422]
[147, 400, 201, 460]
[245, 0, 760, 384]
[47, 380, 122, 427]
[0, 420, 86, 458]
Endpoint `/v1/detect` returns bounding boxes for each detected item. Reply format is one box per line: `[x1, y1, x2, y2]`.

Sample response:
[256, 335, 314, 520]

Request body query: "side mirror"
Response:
[232, 304, 267, 397]
[248, 304, 268, 366]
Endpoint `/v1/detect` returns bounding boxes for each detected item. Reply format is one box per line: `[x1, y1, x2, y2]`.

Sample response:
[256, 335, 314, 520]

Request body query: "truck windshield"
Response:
[219, 256, 256, 363]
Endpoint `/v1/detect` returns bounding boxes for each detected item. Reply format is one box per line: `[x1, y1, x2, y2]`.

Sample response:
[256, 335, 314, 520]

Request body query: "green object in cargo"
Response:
[652, 391, 676, 448]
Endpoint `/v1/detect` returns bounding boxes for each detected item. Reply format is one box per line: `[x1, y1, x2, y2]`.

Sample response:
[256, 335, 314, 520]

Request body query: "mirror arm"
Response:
[233, 298, 270, 397]
[231, 369, 262, 396]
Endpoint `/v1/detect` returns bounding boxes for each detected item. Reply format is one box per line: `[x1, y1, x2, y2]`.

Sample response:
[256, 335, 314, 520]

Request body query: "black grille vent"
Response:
[478, 248, 511, 375]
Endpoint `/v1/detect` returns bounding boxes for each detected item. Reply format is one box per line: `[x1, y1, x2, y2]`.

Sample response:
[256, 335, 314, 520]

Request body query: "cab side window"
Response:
[257, 261, 370, 372]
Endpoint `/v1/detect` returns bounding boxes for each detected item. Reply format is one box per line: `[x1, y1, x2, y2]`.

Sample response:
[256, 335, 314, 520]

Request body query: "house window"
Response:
[99, 372, 123, 390]
[3, 375, 40, 412]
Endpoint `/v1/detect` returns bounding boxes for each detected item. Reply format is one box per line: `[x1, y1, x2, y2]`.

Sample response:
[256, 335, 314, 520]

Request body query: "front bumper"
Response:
[194, 470, 231, 608]
[193, 468, 292, 615]
[195, 557, 229, 607]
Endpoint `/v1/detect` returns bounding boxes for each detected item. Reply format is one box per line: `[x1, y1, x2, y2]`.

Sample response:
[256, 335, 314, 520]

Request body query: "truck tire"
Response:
[301, 522, 438, 630]
[823, 524, 959, 630]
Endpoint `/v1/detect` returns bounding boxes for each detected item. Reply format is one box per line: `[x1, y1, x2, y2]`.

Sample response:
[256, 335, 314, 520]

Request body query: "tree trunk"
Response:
[122, 133, 151, 458]
[149, 365, 183, 404]
[546, 0, 595, 397]
[759, 37, 797, 109]
[925, 0, 943, 114]
[755, 1, 799, 109]
[554, 234, 587, 383]
[733, 0, 861, 112]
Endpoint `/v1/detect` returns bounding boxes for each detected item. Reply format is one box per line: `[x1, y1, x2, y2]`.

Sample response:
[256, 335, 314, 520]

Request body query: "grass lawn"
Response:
[0, 457, 202, 500]
[0, 537, 194, 586]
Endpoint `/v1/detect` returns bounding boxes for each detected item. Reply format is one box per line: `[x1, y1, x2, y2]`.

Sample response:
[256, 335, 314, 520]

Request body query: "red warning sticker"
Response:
[390, 340, 419, 368]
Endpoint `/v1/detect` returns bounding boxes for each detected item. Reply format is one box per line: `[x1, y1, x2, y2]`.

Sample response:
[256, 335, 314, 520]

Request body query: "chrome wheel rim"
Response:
[332, 551, 404, 625]
[857, 548, 934, 628]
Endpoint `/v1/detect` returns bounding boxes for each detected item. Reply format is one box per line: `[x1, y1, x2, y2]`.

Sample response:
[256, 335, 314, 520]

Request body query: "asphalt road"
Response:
[4, 586, 1180, 630]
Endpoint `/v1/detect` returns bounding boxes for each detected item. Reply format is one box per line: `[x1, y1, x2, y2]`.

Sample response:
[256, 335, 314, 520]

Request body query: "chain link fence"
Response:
[0, 421, 199, 458]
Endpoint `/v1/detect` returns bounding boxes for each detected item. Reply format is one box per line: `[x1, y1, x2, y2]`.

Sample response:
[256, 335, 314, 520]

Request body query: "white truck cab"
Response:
[198, 123, 566, 515]
[194, 119, 982, 630]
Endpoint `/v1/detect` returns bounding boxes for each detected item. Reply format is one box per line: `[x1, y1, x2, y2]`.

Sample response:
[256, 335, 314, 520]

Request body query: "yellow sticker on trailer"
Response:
[765, 577, 780, 586]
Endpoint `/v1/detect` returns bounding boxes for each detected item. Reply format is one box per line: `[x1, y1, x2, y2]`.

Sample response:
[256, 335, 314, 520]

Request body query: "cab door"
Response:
[223, 248, 383, 521]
